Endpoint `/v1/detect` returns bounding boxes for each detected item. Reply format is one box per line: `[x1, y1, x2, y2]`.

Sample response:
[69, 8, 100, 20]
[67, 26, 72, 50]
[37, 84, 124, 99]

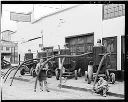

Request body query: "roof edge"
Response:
[32, 4, 81, 24]
[65, 32, 94, 39]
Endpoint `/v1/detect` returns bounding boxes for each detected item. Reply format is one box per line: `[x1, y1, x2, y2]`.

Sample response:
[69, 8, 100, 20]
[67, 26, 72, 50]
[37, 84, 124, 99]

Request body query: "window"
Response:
[6, 47, 10, 51]
[103, 4, 125, 20]
[1, 46, 3, 50]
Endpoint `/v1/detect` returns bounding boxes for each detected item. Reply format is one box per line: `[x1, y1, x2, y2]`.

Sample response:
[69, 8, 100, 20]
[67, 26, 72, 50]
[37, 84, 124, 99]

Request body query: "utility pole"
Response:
[41, 30, 44, 51]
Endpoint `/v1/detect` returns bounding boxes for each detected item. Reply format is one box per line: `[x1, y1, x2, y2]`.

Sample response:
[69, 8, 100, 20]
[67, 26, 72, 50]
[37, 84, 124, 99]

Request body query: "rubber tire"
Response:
[30, 67, 33, 76]
[31, 68, 34, 76]
[32, 70, 37, 77]
[85, 71, 88, 81]
[88, 73, 92, 84]
[78, 68, 82, 77]
[56, 69, 60, 80]
[87, 75, 91, 84]
[75, 70, 77, 80]
[20, 68, 25, 75]
[110, 73, 115, 84]
[47, 70, 52, 78]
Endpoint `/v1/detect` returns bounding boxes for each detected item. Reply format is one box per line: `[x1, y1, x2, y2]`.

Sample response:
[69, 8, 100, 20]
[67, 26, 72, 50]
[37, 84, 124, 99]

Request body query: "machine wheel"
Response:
[30, 67, 33, 76]
[78, 68, 82, 77]
[32, 70, 37, 77]
[87, 76, 91, 84]
[74, 70, 77, 80]
[85, 71, 88, 81]
[20, 68, 25, 75]
[55, 69, 60, 80]
[110, 73, 115, 84]
[88, 72, 92, 84]
[47, 70, 52, 78]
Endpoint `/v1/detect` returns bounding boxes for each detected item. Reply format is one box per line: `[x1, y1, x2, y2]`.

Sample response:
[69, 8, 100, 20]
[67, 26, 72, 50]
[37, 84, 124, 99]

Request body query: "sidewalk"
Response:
[1, 68, 124, 99]
[60, 76, 124, 98]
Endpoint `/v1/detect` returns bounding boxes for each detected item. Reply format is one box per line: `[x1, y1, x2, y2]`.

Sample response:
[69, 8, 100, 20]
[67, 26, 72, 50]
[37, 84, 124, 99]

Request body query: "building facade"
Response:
[1, 30, 18, 64]
[13, 4, 125, 73]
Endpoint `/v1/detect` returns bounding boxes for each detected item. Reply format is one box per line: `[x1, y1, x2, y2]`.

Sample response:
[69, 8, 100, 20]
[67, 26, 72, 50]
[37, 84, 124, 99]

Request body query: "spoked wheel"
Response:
[30, 68, 34, 76]
[74, 70, 77, 80]
[20, 68, 25, 75]
[47, 70, 52, 78]
[78, 68, 82, 77]
[84, 71, 91, 84]
[55, 69, 60, 80]
[110, 73, 115, 84]
[87, 75, 91, 84]
[85, 71, 88, 81]
[32, 70, 37, 77]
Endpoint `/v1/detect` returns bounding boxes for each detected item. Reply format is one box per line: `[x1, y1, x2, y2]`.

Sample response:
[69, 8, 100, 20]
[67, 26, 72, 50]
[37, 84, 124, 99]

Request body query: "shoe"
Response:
[46, 90, 50, 92]
[103, 94, 107, 97]
[40, 90, 43, 92]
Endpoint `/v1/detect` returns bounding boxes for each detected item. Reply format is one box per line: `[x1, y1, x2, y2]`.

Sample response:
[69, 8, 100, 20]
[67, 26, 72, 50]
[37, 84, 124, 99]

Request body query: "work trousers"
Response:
[94, 86, 108, 95]
[39, 80, 49, 91]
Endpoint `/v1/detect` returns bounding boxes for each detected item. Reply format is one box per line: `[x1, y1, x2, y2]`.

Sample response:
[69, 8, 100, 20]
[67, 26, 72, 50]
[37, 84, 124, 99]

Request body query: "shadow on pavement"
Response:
[61, 85, 124, 98]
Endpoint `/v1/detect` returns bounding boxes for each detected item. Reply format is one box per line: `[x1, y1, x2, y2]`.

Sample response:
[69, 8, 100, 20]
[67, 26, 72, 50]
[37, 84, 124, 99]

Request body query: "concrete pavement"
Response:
[1, 68, 124, 100]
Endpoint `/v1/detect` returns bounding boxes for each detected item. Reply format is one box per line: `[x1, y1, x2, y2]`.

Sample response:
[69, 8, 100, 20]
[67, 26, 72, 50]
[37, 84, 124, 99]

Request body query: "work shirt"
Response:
[35, 63, 49, 81]
[35, 63, 48, 74]
[97, 79, 109, 89]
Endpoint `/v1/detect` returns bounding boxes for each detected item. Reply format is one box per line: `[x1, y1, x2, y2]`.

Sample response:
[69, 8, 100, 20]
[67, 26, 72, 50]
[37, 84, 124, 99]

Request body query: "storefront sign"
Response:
[10, 12, 31, 22]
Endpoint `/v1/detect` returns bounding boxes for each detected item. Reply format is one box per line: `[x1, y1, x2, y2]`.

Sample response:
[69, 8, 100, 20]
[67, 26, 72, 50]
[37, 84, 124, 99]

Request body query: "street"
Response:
[1, 68, 124, 100]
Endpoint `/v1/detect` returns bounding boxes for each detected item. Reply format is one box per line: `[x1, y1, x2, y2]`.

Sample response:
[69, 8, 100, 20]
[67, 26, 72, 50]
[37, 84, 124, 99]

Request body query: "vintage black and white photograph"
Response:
[1, 3, 125, 100]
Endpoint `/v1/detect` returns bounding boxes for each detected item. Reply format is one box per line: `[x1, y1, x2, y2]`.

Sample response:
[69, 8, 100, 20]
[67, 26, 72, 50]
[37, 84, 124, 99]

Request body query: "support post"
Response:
[19, 54, 20, 65]
[58, 45, 62, 88]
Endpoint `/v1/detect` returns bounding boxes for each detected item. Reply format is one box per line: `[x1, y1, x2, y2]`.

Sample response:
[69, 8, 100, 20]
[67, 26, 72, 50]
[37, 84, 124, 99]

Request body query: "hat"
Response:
[98, 77, 104, 80]
[97, 39, 101, 43]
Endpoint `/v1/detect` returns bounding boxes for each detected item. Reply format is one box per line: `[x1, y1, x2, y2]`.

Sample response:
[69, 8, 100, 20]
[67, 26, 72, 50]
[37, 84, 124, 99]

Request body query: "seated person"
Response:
[93, 77, 109, 97]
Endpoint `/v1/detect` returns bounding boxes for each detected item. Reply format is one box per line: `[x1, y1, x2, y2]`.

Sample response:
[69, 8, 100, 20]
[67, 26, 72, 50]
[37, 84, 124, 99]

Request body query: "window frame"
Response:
[103, 4, 125, 20]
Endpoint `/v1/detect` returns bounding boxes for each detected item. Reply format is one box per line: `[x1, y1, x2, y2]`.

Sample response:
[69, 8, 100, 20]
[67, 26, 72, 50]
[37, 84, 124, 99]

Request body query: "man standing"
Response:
[35, 58, 50, 92]
[93, 77, 109, 97]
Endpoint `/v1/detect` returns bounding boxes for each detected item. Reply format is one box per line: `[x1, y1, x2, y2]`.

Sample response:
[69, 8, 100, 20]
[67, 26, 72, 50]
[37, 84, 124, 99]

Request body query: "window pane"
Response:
[123, 10, 125, 15]
[107, 8, 110, 14]
[104, 14, 108, 19]
[108, 13, 110, 18]
[6, 47, 10, 51]
[114, 6, 118, 12]
[122, 4, 125, 10]
[115, 11, 118, 17]
[119, 10, 122, 16]
[103, 4, 124, 20]
[104, 5, 108, 10]
[110, 7, 114, 13]
[1, 46, 3, 50]
[104, 9, 108, 15]
[111, 12, 114, 18]
[119, 5, 122, 11]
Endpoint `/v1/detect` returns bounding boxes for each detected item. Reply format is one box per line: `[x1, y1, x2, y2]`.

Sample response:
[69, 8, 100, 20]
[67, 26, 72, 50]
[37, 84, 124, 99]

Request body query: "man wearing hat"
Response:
[93, 77, 109, 97]
[35, 58, 50, 92]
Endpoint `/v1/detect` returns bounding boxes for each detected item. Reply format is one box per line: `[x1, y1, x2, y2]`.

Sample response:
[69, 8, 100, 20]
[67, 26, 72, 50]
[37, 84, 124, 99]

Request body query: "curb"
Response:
[61, 85, 124, 98]
[10, 77, 30, 82]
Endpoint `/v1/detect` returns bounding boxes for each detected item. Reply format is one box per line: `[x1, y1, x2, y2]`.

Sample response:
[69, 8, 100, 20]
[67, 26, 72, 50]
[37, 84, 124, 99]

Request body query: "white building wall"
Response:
[33, 4, 103, 48]
[12, 4, 125, 70]
[12, 4, 103, 61]
[11, 22, 43, 61]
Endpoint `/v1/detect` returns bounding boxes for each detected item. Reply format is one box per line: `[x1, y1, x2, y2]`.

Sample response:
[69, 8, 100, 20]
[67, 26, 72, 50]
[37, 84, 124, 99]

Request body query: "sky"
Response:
[1, 4, 77, 32]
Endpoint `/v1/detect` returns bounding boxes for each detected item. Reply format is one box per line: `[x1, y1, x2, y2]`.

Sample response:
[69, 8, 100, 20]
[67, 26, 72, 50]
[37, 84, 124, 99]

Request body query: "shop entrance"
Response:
[102, 36, 117, 70]
[121, 35, 125, 70]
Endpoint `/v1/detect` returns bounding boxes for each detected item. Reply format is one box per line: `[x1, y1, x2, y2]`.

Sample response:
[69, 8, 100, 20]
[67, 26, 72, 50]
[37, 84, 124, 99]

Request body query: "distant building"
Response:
[1, 30, 18, 64]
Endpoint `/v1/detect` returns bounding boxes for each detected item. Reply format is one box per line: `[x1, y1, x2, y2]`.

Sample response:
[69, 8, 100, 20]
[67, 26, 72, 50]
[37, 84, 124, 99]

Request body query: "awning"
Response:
[1, 53, 12, 56]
